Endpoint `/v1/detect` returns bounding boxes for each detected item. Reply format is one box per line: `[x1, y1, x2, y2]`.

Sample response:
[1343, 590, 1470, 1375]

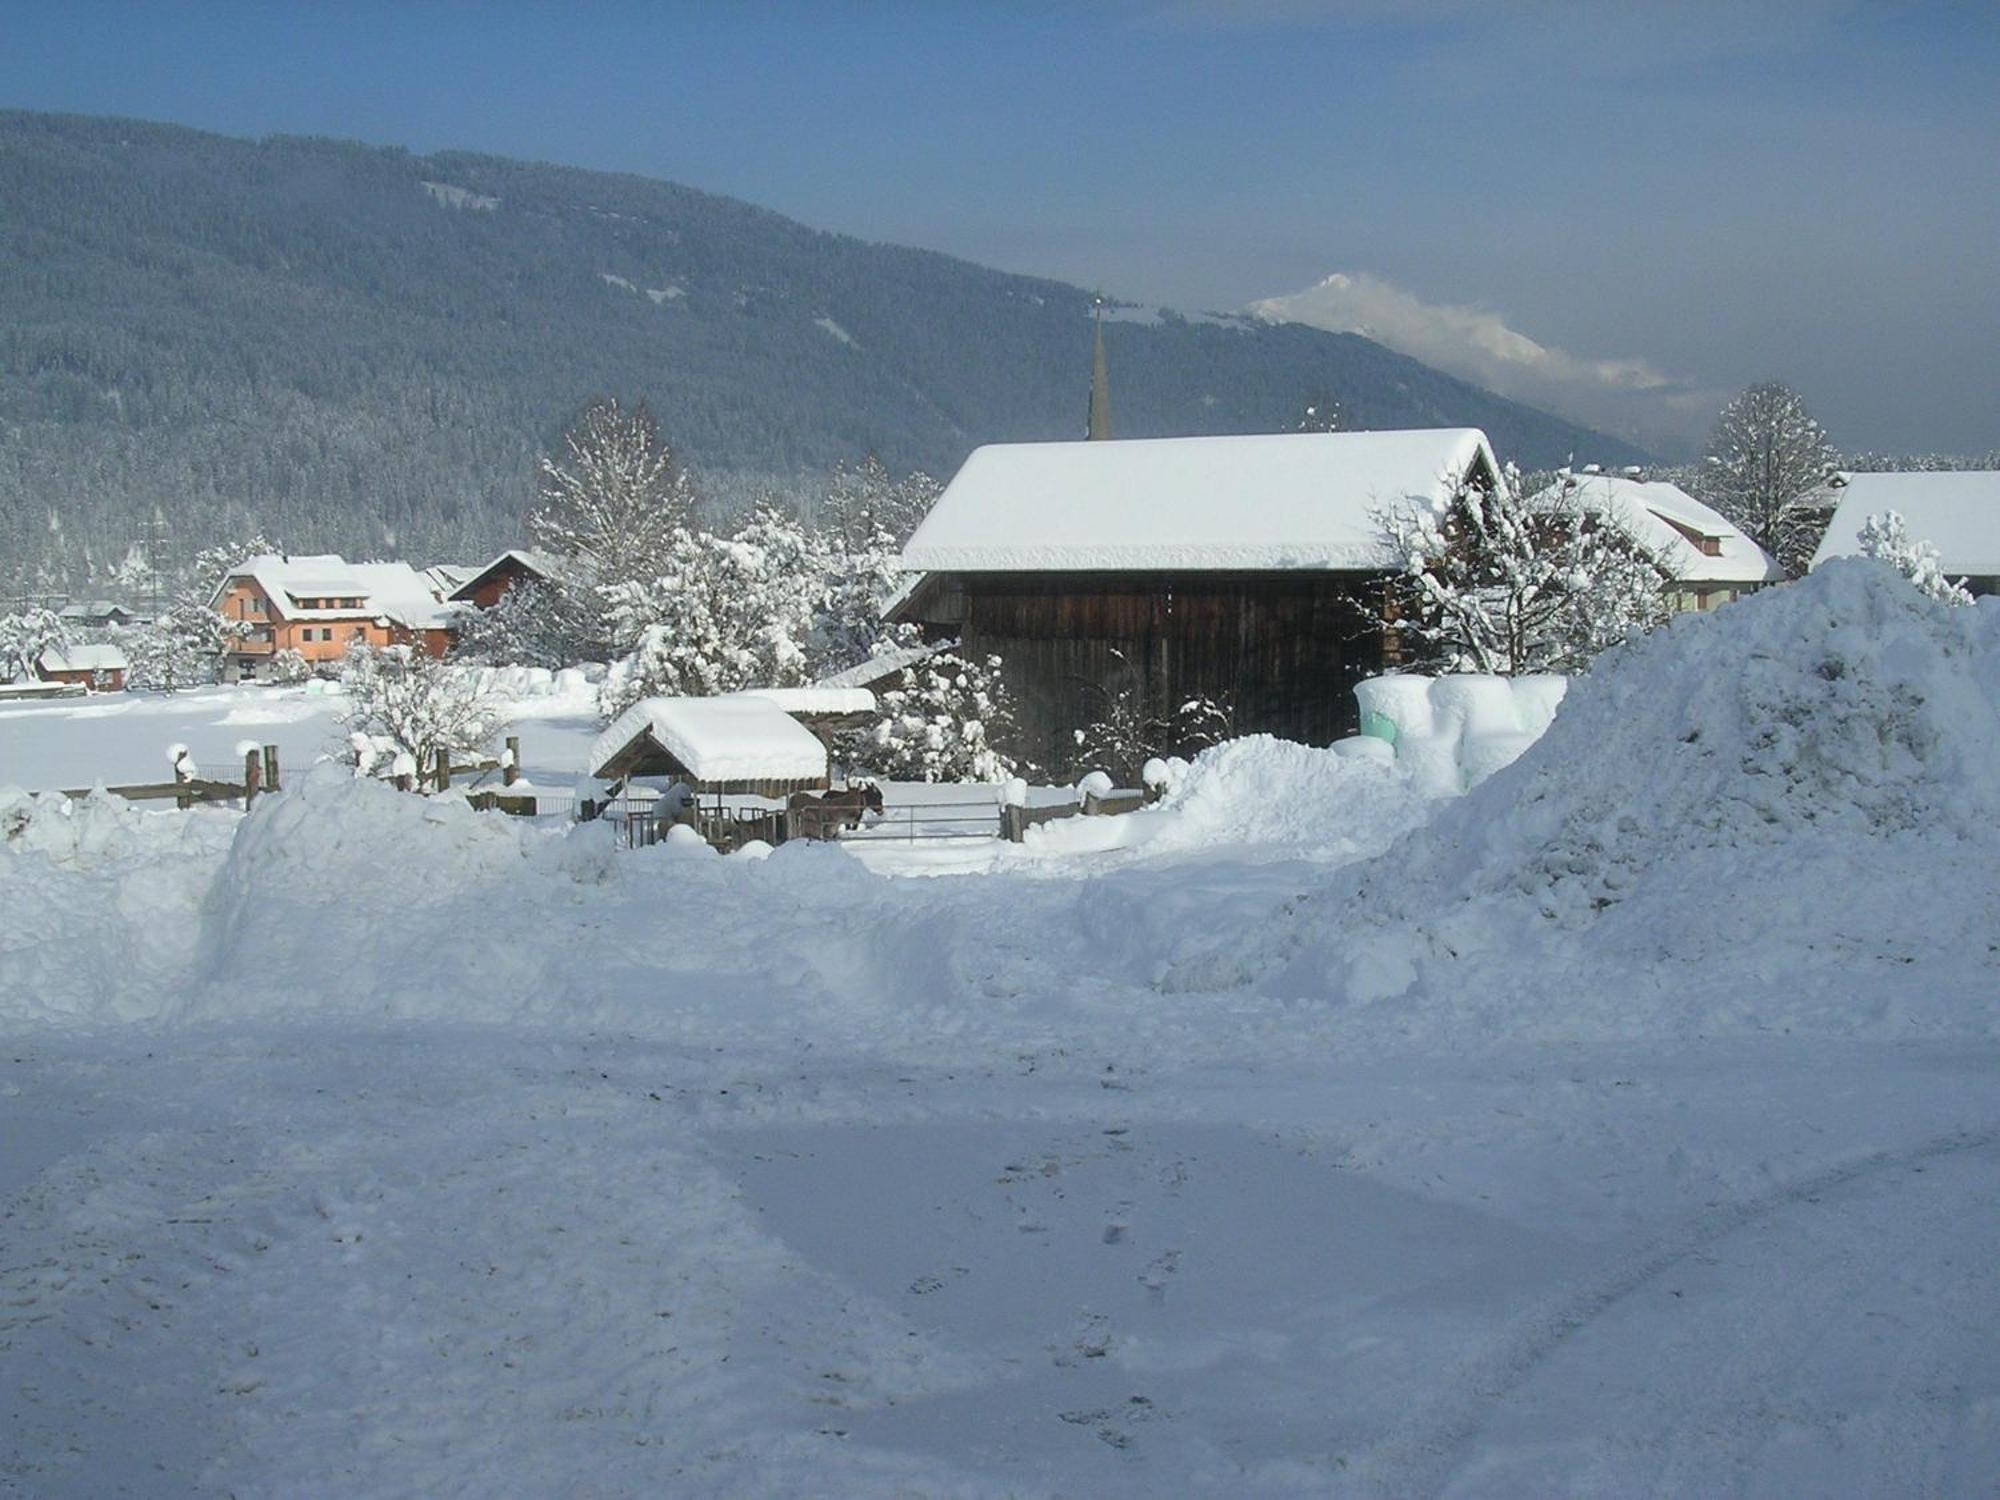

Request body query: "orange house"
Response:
[212, 555, 462, 678]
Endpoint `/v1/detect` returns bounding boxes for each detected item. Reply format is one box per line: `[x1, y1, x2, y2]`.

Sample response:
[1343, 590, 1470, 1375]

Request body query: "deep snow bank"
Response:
[0, 788, 239, 1024]
[1139, 734, 1435, 859]
[1189, 563, 2000, 1038]
[1392, 560, 2000, 921]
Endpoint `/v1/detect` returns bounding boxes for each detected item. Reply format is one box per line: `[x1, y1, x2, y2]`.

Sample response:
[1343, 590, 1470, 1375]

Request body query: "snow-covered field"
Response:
[3, 563, 1998, 1496]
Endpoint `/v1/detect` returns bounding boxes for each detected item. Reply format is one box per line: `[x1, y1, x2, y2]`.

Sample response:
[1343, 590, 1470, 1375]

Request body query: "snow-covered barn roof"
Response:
[739, 687, 877, 718]
[588, 695, 831, 786]
[214, 554, 459, 630]
[1537, 474, 1783, 585]
[1810, 471, 2000, 577]
[38, 643, 128, 673]
[898, 429, 1499, 573]
[447, 548, 564, 602]
[812, 642, 938, 693]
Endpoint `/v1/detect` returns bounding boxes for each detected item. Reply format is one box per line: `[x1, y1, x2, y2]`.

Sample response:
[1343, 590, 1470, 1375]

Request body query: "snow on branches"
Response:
[1700, 383, 1840, 576]
[1380, 466, 1673, 675]
[528, 398, 696, 588]
[851, 649, 1017, 784]
[0, 608, 69, 684]
[1857, 510, 1974, 607]
[339, 643, 510, 789]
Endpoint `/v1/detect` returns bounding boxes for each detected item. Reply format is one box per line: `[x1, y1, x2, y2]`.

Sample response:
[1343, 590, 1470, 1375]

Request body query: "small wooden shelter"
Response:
[588, 694, 833, 797]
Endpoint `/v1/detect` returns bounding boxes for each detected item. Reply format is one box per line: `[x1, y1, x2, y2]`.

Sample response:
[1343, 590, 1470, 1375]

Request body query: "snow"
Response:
[216, 553, 460, 630]
[589, 693, 832, 782]
[3, 562, 1999, 1494]
[419, 179, 499, 212]
[447, 546, 563, 599]
[899, 429, 1498, 573]
[739, 685, 877, 717]
[1539, 472, 1784, 584]
[814, 641, 937, 693]
[1813, 469, 2000, 576]
[1353, 671, 1567, 793]
[36, 642, 128, 674]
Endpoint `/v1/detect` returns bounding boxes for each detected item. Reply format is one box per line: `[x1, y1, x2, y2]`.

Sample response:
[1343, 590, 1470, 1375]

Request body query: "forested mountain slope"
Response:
[0, 110, 1645, 591]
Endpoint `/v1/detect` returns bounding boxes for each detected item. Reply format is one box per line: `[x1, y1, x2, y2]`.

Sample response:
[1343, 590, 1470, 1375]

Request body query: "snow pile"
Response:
[1139, 734, 1436, 860]
[459, 663, 604, 701]
[0, 789, 239, 1024]
[1353, 672, 1566, 793]
[1211, 562, 2000, 1037]
[1397, 560, 2000, 921]
[194, 765, 548, 1022]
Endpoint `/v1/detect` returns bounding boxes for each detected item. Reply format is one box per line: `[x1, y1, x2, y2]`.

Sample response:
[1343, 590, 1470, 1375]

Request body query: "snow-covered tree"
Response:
[338, 643, 510, 790]
[598, 507, 830, 717]
[528, 398, 697, 587]
[1856, 510, 1974, 607]
[117, 604, 238, 691]
[0, 607, 69, 683]
[267, 648, 315, 684]
[1700, 383, 1840, 575]
[819, 455, 940, 549]
[852, 650, 1017, 783]
[449, 580, 596, 670]
[1381, 468, 1673, 675]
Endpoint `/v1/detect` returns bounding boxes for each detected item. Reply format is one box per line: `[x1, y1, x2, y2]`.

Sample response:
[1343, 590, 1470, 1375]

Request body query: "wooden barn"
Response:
[890, 428, 1500, 767]
[448, 549, 562, 611]
[36, 642, 128, 693]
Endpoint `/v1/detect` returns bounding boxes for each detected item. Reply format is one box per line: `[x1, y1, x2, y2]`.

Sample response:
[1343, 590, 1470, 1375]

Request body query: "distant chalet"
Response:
[890, 428, 1500, 765]
[211, 554, 464, 678]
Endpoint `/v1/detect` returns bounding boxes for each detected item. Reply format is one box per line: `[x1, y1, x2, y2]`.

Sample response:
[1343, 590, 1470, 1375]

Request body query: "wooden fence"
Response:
[57, 745, 283, 809]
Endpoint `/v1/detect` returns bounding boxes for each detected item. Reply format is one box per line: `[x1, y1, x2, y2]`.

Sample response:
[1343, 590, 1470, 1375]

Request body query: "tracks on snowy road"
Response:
[1371, 1127, 2000, 1497]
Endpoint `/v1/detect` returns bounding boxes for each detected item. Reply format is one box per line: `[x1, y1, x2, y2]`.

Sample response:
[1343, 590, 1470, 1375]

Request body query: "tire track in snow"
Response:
[1368, 1124, 2000, 1496]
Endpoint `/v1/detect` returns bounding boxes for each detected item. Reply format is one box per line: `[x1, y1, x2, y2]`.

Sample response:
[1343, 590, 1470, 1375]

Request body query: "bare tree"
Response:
[1699, 383, 1840, 575]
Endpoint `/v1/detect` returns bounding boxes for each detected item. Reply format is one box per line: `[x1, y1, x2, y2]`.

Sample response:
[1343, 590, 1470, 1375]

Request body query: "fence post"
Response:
[244, 749, 262, 808]
[434, 748, 451, 794]
[504, 736, 520, 787]
[263, 745, 280, 793]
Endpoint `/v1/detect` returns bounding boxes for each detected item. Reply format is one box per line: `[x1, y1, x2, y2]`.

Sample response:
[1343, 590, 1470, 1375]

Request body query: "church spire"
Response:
[1087, 296, 1112, 441]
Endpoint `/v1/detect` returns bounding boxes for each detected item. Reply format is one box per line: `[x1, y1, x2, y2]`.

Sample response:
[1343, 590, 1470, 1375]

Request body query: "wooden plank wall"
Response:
[952, 571, 1390, 769]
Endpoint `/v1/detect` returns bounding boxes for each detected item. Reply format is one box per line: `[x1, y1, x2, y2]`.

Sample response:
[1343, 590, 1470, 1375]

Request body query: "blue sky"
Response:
[2, 1, 1994, 454]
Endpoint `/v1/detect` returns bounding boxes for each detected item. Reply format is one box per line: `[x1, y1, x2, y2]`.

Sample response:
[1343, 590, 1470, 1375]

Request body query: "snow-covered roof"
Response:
[588, 695, 830, 784]
[447, 548, 565, 601]
[1538, 474, 1784, 585]
[740, 687, 877, 718]
[39, 643, 128, 673]
[215, 554, 459, 630]
[1810, 471, 2000, 576]
[812, 642, 938, 692]
[899, 429, 1500, 573]
[58, 600, 128, 620]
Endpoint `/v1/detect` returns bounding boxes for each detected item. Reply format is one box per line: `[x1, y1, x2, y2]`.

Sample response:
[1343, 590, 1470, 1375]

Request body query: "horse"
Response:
[787, 782, 884, 837]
